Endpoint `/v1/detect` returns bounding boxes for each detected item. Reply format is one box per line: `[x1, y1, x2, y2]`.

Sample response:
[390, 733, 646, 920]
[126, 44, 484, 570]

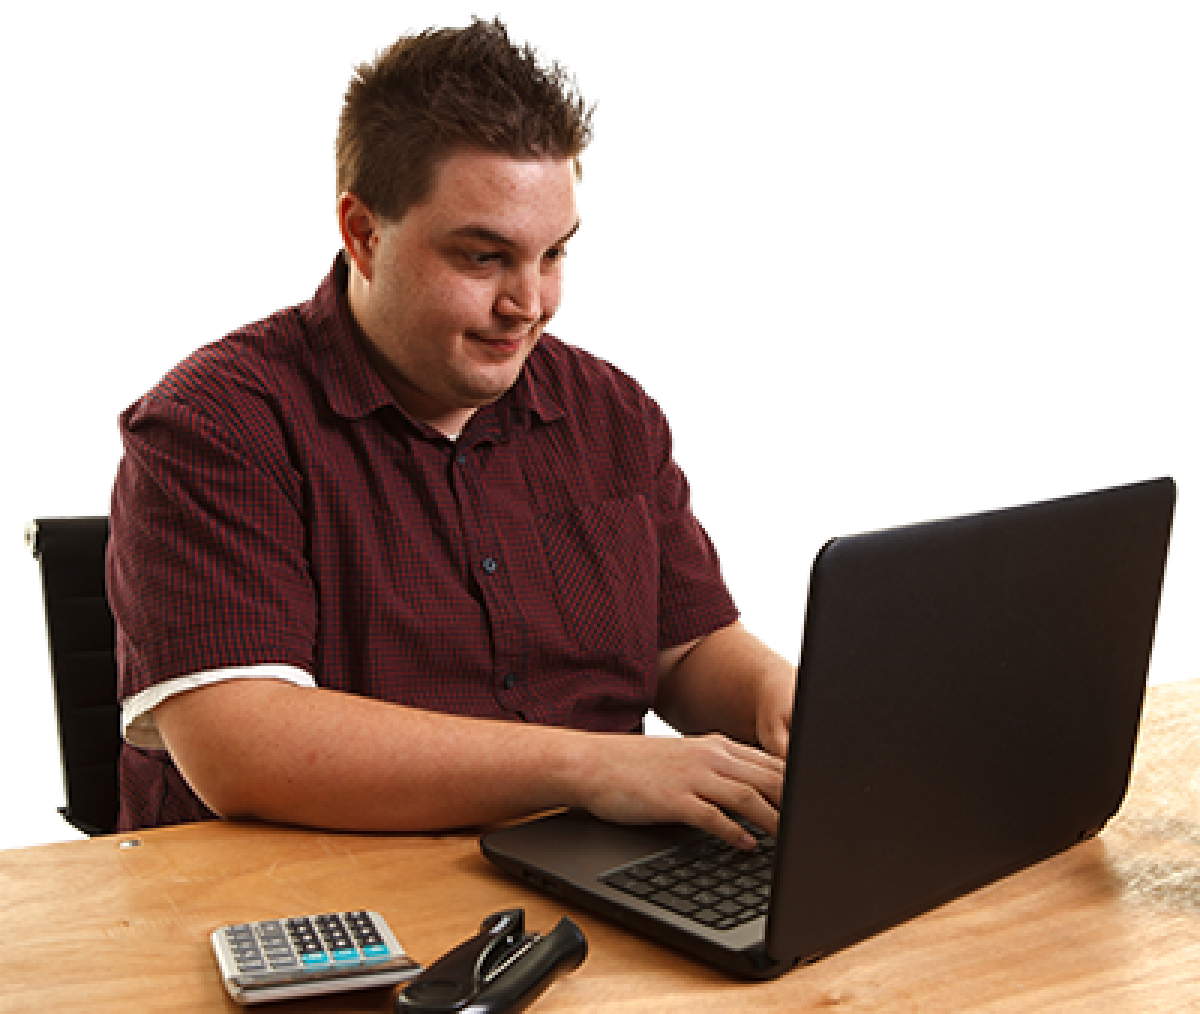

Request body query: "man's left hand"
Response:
[754, 663, 796, 759]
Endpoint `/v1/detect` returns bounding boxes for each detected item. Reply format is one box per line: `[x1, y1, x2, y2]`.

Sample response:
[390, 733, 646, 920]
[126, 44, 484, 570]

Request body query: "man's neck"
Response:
[344, 260, 477, 438]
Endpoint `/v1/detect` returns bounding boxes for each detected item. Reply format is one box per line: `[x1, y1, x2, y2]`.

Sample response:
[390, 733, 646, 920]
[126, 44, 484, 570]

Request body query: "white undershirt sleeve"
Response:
[121, 663, 319, 751]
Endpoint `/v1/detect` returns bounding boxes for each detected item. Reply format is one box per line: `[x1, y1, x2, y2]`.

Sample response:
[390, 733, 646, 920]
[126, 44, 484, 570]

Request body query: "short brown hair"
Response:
[336, 17, 594, 221]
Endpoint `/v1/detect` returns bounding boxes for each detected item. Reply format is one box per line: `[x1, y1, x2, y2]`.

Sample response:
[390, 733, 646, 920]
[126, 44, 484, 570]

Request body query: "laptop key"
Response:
[605, 872, 655, 896]
[649, 892, 698, 915]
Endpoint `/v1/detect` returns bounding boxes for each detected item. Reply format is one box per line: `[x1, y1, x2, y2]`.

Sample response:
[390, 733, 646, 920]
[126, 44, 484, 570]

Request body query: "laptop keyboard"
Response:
[599, 825, 775, 930]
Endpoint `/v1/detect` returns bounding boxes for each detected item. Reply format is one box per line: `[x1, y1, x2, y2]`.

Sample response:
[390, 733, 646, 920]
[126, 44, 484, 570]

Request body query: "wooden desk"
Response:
[3, 680, 1198, 1012]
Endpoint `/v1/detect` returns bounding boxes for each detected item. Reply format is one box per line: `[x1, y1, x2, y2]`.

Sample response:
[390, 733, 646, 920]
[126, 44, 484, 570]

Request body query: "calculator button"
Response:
[236, 960, 268, 975]
[300, 951, 330, 967]
[361, 943, 390, 960]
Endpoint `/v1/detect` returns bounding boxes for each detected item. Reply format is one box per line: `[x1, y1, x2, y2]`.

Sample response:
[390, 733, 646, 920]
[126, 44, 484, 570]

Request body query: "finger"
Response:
[715, 776, 780, 840]
[727, 738, 786, 774]
[678, 798, 762, 850]
[758, 716, 790, 760]
[708, 739, 785, 809]
[688, 751, 782, 842]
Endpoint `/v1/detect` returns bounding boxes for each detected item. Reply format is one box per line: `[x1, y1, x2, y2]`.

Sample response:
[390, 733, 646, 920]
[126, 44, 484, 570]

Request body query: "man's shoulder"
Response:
[155, 306, 313, 406]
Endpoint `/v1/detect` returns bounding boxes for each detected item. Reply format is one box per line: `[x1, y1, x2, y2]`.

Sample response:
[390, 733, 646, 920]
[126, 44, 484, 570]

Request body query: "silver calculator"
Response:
[211, 909, 422, 1004]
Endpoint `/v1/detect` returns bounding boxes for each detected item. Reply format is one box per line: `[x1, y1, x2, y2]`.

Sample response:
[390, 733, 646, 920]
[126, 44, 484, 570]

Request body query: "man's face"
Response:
[345, 149, 580, 436]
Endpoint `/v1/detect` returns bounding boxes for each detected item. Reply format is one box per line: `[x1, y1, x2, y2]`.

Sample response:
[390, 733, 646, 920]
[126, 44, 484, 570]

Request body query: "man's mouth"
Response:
[467, 331, 529, 355]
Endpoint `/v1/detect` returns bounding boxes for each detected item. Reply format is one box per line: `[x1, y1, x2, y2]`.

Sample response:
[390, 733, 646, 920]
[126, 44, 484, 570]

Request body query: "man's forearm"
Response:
[155, 679, 592, 832]
[153, 674, 787, 846]
[655, 621, 796, 754]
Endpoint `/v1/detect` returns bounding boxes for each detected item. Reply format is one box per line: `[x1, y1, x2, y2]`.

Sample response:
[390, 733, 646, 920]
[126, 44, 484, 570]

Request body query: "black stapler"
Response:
[395, 908, 586, 1013]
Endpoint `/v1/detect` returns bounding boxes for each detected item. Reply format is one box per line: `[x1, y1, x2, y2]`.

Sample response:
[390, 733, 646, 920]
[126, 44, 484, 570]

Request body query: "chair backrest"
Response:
[26, 517, 120, 836]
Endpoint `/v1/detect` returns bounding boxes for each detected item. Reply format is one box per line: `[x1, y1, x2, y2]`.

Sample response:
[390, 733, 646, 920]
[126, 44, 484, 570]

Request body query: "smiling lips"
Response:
[467, 330, 531, 356]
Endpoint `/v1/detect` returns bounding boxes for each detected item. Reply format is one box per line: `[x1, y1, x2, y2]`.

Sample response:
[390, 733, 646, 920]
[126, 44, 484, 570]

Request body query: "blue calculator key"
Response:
[329, 948, 359, 963]
[361, 943, 390, 959]
[300, 952, 329, 967]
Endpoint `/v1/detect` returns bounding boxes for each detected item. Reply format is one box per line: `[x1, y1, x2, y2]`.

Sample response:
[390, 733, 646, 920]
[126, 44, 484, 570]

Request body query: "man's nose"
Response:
[495, 267, 542, 323]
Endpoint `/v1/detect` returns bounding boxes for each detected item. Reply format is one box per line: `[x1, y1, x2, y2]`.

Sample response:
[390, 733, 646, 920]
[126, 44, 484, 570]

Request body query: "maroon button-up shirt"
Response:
[108, 255, 738, 830]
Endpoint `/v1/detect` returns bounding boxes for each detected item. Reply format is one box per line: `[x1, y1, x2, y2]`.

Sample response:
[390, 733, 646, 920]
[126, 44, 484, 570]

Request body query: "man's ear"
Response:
[338, 192, 378, 281]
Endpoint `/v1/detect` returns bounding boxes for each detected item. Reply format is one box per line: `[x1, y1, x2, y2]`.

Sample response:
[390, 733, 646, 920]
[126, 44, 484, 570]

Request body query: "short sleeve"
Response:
[645, 402, 740, 649]
[107, 358, 318, 705]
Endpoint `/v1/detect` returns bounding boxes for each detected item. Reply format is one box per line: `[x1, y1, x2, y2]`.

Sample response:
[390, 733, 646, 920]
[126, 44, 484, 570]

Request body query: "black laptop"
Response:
[480, 477, 1176, 979]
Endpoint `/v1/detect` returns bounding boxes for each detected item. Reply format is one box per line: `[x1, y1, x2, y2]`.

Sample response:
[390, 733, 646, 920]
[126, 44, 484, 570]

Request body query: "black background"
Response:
[9, 17, 1185, 844]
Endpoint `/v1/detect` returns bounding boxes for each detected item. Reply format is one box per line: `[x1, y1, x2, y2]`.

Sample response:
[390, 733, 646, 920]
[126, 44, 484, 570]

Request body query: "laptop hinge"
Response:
[742, 941, 787, 978]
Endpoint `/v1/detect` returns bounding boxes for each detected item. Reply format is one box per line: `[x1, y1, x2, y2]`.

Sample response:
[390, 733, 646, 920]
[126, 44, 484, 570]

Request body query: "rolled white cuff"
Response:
[121, 663, 318, 750]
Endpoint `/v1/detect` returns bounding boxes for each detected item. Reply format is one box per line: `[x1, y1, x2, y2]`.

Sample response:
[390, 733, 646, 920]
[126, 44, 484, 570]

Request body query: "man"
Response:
[108, 19, 795, 850]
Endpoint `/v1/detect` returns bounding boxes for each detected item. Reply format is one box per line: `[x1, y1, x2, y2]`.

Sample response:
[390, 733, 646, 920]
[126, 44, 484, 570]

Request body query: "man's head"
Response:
[336, 17, 593, 223]
[336, 20, 592, 437]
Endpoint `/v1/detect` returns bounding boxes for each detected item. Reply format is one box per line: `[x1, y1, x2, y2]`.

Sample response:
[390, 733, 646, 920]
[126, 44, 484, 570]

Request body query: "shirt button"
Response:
[481, 557, 498, 574]
[456, 453, 468, 466]
[503, 673, 516, 690]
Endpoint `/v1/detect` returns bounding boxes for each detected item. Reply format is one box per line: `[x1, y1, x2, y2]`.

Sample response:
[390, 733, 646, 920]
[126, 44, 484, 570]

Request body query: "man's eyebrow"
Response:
[448, 219, 581, 249]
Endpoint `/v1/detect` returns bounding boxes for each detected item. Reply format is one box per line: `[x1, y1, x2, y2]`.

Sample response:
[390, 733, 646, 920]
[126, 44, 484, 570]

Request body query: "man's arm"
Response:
[655, 620, 797, 759]
[154, 674, 784, 849]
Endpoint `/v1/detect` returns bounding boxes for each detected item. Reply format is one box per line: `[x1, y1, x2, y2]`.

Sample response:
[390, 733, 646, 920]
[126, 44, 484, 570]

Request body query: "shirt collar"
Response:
[304, 253, 397, 422]
[303, 252, 568, 437]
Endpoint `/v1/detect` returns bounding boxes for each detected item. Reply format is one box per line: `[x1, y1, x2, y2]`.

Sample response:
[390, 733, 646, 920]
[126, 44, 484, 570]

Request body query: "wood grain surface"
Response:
[2, 679, 1197, 1012]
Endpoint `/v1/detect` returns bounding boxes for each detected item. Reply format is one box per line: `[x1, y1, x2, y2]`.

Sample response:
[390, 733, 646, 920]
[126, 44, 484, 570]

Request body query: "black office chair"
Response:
[26, 517, 121, 836]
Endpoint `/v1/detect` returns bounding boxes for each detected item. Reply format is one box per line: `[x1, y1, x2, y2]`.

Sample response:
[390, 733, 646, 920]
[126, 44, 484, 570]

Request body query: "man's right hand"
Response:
[566, 731, 784, 850]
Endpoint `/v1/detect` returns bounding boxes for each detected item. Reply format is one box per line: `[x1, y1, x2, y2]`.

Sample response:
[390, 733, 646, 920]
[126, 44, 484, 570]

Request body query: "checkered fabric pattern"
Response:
[108, 254, 738, 830]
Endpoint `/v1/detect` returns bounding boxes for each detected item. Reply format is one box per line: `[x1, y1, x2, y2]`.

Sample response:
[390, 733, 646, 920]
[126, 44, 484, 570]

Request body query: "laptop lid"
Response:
[767, 475, 1176, 965]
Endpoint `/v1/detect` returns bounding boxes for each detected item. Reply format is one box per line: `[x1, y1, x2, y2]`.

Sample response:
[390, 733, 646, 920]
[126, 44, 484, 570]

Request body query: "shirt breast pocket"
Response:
[536, 496, 659, 665]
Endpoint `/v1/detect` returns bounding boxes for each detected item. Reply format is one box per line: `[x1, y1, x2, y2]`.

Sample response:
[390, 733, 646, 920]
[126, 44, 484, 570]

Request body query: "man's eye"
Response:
[463, 249, 565, 267]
